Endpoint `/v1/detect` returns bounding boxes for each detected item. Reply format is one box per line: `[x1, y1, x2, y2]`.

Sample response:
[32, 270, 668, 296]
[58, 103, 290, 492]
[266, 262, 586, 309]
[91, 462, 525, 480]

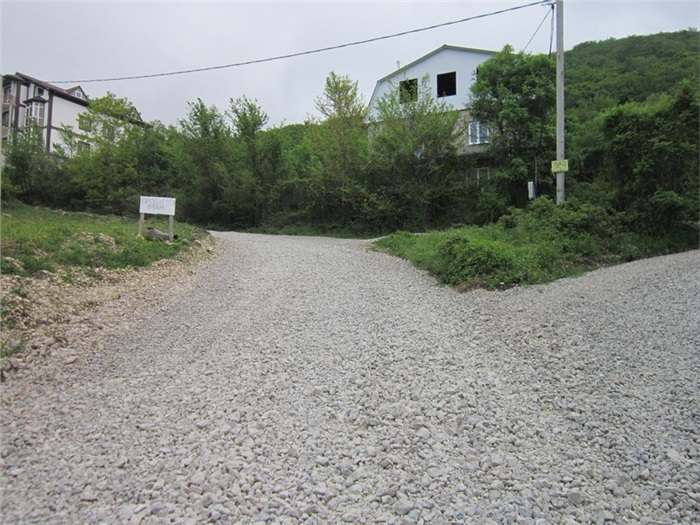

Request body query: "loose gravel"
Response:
[1, 232, 698, 525]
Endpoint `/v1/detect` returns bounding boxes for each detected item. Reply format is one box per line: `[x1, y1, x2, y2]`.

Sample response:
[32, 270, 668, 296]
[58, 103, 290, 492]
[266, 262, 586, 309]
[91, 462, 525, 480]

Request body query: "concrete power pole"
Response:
[555, 0, 566, 204]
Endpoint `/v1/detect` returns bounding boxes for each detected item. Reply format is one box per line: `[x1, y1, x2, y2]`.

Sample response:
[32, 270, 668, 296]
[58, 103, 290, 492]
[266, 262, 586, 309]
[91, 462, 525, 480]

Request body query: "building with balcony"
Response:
[2, 73, 90, 156]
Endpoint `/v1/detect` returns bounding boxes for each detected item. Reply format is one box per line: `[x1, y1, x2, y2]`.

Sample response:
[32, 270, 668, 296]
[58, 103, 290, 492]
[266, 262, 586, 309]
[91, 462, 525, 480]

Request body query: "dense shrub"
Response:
[438, 237, 518, 289]
[376, 193, 696, 291]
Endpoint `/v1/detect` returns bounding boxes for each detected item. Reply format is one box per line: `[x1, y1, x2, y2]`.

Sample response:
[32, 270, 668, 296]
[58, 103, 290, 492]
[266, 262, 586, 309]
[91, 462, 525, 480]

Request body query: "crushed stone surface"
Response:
[1, 232, 698, 524]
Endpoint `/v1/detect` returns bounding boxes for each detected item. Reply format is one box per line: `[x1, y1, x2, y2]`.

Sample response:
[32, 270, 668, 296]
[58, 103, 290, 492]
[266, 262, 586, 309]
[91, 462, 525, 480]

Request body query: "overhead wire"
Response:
[522, 3, 555, 53]
[49, 0, 552, 84]
[549, 2, 556, 57]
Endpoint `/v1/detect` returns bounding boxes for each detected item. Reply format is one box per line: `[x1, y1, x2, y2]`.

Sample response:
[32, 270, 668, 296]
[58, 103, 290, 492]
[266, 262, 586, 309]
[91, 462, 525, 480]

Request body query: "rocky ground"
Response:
[1, 232, 698, 524]
[1, 237, 218, 377]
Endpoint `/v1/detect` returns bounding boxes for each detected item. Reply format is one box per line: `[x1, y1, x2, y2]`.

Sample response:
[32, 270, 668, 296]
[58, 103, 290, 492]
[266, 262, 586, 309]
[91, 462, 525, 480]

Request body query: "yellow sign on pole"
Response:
[551, 160, 569, 173]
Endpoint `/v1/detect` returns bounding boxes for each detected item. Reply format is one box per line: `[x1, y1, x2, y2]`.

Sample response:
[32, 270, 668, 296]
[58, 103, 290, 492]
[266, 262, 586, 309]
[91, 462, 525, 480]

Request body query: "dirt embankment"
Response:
[1, 237, 218, 379]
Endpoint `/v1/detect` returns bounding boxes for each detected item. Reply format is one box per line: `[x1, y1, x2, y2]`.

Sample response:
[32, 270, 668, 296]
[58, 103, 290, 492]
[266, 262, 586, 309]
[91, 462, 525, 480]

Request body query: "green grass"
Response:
[1, 202, 208, 278]
[374, 197, 698, 290]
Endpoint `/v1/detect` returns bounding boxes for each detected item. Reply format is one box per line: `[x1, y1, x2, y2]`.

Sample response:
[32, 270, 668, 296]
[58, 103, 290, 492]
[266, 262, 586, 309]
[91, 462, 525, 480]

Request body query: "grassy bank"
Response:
[1, 202, 208, 279]
[374, 197, 698, 290]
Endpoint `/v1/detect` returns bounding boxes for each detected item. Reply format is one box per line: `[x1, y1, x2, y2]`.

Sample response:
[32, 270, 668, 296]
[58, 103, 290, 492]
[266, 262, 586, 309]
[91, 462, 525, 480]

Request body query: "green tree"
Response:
[470, 45, 556, 206]
[228, 96, 268, 171]
[2, 122, 65, 205]
[134, 121, 178, 197]
[368, 75, 462, 230]
[58, 93, 150, 213]
[227, 96, 271, 224]
[306, 72, 368, 224]
[261, 123, 315, 228]
[600, 80, 699, 231]
[566, 29, 699, 113]
[175, 99, 232, 224]
[565, 29, 700, 183]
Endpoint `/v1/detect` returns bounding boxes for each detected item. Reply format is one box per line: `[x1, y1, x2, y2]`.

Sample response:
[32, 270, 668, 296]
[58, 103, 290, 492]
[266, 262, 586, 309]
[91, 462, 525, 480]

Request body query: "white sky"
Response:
[2, 1, 698, 127]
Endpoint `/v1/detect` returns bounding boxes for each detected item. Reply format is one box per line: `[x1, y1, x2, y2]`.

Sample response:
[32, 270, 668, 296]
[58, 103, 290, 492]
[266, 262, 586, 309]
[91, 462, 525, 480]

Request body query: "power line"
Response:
[49, 1, 552, 84]
[522, 3, 555, 53]
[549, 2, 556, 57]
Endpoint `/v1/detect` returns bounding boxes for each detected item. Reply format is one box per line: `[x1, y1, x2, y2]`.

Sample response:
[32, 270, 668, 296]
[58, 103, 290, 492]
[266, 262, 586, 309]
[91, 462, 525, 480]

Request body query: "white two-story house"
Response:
[368, 45, 495, 181]
[2, 72, 91, 156]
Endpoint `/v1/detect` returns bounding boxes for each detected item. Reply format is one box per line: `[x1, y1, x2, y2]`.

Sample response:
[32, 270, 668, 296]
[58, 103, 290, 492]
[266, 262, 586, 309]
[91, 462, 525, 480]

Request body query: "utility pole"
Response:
[555, 0, 566, 204]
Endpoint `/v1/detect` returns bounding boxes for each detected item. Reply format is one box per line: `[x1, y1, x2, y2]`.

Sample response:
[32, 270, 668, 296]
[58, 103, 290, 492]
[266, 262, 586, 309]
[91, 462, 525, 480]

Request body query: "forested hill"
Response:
[565, 29, 699, 113]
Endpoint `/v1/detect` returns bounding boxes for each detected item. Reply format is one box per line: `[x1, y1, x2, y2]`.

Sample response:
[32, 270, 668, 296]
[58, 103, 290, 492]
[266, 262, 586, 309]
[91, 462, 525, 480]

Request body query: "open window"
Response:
[78, 114, 92, 132]
[437, 72, 457, 98]
[399, 78, 418, 104]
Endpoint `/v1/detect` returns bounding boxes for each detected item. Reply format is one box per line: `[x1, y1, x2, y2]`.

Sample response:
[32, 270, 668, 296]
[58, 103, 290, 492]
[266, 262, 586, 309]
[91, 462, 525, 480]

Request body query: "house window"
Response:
[437, 72, 457, 97]
[78, 114, 92, 132]
[25, 101, 45, 127]
[467, 167, 493, 186]
[399, 78, 418, 104]
[34, 86, 46, 98]
[468, 121, 490, 145]
[77, 141, 91, 155]
[3, 85, 12, 104]
[2, 110, 10, 127]
[103, 125, 116, 143]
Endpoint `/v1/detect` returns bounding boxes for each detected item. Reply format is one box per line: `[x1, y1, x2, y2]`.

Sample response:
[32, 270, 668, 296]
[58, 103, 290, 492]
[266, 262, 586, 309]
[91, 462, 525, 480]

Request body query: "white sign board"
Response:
[140, 196, 176, 216]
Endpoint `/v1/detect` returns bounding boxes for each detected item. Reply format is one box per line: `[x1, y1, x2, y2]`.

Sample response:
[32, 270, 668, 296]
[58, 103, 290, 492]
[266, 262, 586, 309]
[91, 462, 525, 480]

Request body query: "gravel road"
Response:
[2, 232, 698, 524]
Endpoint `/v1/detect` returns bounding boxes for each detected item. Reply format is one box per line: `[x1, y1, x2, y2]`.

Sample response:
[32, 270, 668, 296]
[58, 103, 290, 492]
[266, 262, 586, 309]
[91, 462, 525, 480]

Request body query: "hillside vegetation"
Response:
[566, 29, 699, 109]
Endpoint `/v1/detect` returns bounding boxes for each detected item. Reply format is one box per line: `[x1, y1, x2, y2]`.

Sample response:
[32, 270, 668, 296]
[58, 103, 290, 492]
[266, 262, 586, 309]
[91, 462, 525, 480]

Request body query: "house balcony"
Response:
[3, 94, 15, 110]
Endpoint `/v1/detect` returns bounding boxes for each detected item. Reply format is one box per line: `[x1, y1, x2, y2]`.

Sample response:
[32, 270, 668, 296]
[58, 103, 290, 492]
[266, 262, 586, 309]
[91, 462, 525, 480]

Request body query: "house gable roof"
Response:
[8, 72, 89, 107]
[367, 45, 496, 117]
[66, 86, 87, 100]
[375, 45, 495, 84]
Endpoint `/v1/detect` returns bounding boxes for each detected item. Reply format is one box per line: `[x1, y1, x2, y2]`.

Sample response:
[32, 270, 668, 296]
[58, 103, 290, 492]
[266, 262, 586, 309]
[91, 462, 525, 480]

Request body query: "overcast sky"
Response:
[2, 1, 698, 127]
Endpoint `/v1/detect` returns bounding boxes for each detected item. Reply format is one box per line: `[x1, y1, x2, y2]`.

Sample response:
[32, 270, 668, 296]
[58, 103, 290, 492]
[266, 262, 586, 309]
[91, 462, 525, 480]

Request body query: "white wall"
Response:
[49, 95, 88, 151]
[368, 47, 494, 118]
